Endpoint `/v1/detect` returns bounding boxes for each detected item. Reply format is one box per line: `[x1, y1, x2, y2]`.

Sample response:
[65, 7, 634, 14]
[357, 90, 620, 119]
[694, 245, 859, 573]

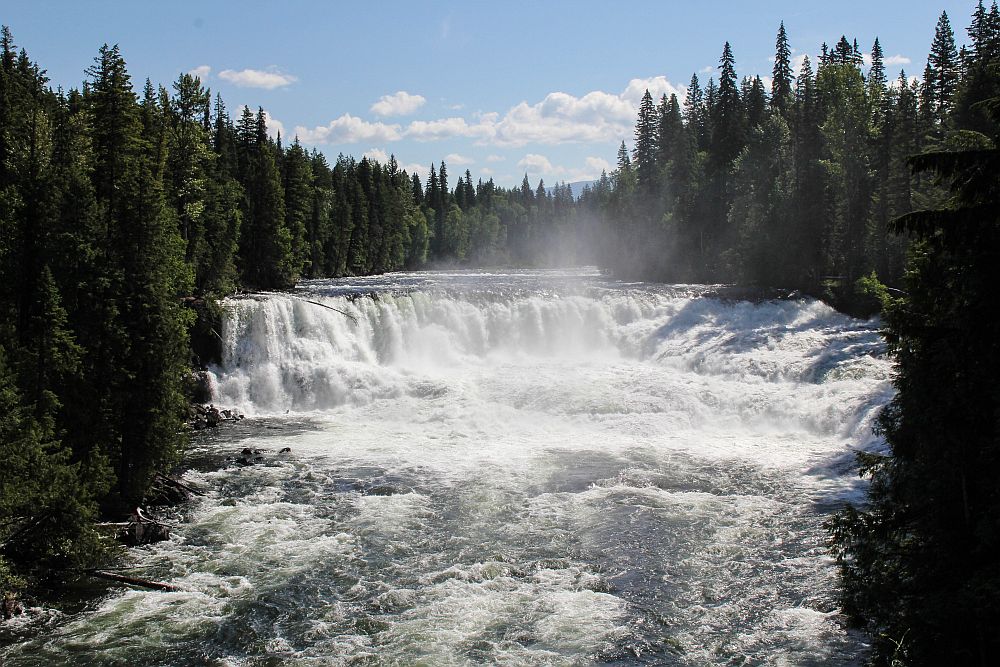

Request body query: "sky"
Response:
[2, 0, 981, 188]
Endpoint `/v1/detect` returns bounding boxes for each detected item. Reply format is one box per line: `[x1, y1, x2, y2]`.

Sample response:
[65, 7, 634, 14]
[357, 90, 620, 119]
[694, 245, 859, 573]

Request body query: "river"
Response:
[1, 269, 891, 665]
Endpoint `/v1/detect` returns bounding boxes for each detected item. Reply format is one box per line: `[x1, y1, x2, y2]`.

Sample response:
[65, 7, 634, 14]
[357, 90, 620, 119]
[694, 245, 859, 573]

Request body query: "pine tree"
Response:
[633, 89, 659, 195]
[746, 76, 768, 128]
[684, 74, 707, 149]
[86, 44, 193, 500]
[829, 94, 1000, 664]
[236, 108, 295, 288]
[711, 42, 745, 167]
[926, 12, 960, 126]
[868, 38, 888, 120]
[772, 22, 794, 114]
[282, 136, 313, 276]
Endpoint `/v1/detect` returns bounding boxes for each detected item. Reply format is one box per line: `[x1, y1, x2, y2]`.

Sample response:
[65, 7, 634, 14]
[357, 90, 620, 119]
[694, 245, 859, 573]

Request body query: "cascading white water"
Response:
[2, 269, 890, 665]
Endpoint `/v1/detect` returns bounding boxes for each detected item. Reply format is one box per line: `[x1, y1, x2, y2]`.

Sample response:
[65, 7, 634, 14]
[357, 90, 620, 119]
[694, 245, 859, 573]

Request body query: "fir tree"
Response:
[633, 89, 659, 195]
[926, 11, 961, 126]
[772, 22, 794, 114]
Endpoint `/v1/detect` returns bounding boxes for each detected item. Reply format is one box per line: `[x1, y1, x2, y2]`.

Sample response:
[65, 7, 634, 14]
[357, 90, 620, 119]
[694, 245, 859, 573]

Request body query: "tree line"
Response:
[0, 28, 586, 591]
[578, 7, 1000, 316]
[582, 3, 1000, 663]
[2, 2, 999, 661]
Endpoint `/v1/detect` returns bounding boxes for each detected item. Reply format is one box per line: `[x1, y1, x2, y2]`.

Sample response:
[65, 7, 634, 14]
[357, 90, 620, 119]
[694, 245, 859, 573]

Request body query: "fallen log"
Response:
[296, 297, 359, 323]
[155, 472, 207, 497]
[84, 569, 180, 592]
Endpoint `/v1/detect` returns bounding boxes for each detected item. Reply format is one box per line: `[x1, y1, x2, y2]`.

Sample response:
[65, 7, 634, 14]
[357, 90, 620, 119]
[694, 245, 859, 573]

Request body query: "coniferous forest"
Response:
[1, 2, 999, 664]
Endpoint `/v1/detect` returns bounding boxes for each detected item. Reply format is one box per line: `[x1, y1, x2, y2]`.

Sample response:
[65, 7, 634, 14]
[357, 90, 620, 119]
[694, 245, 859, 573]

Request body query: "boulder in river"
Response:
[2, 592, 23, 619]
[120, 508, 172, 546]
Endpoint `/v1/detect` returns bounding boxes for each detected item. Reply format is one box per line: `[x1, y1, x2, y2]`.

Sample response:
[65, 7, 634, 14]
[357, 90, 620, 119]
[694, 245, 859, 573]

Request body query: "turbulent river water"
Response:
[2, 269, 893, 665]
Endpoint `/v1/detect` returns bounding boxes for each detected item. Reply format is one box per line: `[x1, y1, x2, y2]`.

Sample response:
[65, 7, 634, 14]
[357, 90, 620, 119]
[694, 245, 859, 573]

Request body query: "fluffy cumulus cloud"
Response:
[486, 154, 505, 162]
[890, 74, 921, 90]
[516, 154, 611, 182]
[294, 114, 402, 145]
[405, 116, 496, 142]
[218, 67, 297, 89]
[189, 65, 211, 79]
[444, 153, 474, 165]
[884, 54, 911, 66]
[401, 162, 426, 178]
[791, 53, 814, 75]
[262, 110, 285, 140]
[371, 91, 427, 117]
[517, 153, 554, 174]
[489, 77, 684, 147]
[288, 74, 685, 154]
[363, 147, 390, 163]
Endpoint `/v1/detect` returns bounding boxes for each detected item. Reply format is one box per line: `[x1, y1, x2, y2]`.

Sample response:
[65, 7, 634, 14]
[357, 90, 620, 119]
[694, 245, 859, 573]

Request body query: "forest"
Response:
[1, 1, 999, 664]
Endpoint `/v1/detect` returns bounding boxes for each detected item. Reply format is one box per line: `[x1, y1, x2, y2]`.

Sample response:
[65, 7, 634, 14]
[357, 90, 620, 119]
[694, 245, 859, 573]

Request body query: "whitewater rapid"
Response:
[2, 269, 891, 665]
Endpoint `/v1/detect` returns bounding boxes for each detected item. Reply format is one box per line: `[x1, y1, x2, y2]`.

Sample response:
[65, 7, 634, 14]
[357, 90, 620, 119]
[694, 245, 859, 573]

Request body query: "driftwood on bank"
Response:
[83, 569, 180, 592]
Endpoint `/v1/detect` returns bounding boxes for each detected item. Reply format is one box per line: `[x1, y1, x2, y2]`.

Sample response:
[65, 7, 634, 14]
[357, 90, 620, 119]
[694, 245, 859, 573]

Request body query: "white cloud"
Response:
[262, 110, 284, 141]
[885, 54, 911, 66]
[480, 167, 495, 176]
[405, 116, 495, 142]
[889, 74, 921, 90]
[700, 65, 715, 74]
[489, 77, 684, 147]
[444, 153, 474, 165]
[363, 147, 390, 163]
[622, 76, 686, 103]
[401, 162, 426, 178]
[294, 113, 402, 144]
[581, 156, 612, 176]
[517, 153, 554, 174]
[792, 53, 813, 75]
[486, 154, 505, 162]
[189, 65, 211, 79]
[218, 67, 297, 89]
[516, 154, 611, 182]
[290, 74, 685, 152]
[371, 91, 427, 117]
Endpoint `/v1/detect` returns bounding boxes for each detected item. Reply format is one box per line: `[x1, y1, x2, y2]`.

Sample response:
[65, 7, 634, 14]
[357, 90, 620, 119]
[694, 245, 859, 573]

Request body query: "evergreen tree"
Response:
[282, 136, 313, 276]
[86, 44, 193, 500]
[926, 11, 961, 126]
[236, 107, 294, 288]
[684, 73, 707, 149]
[772, 22, 794, 114]
[829, 94, 1000, 664]
[633, 89, 659, 195]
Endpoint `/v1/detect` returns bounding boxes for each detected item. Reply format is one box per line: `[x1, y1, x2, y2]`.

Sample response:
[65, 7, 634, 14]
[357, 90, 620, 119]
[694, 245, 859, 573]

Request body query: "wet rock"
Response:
[188, 403, 244, 430]
[2, 591, 23, 619]
[229, 447, 265, 466]
[278, 447, 291, 454]
[206, 406, 222, 427]
[363, 484, 405, 496]
[189, 371, 213, 404]
[121, 509, 171, 546]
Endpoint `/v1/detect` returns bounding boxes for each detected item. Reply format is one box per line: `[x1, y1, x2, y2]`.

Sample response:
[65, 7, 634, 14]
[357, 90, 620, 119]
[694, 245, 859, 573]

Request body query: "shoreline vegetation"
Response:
[2, 1, 999, 663]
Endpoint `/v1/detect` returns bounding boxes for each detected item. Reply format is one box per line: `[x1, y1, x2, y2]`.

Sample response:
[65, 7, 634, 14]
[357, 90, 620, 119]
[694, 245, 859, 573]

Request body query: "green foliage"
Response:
[829, 26, 1000, 660]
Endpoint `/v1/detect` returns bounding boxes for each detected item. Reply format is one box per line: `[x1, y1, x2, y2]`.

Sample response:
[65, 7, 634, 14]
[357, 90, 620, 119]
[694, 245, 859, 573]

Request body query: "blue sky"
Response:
[3, 0, 979, 188]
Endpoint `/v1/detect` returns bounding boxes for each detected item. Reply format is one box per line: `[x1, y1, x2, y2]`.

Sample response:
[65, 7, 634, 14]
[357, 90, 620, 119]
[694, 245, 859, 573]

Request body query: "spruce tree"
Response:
[633, 89, 659, 195]
[926, 11, 960, 126]
[772, 22, 794, 114]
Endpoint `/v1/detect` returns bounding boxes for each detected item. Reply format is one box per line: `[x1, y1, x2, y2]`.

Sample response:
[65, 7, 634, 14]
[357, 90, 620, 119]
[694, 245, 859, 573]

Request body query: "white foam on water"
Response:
[2, 270, 888, 665]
